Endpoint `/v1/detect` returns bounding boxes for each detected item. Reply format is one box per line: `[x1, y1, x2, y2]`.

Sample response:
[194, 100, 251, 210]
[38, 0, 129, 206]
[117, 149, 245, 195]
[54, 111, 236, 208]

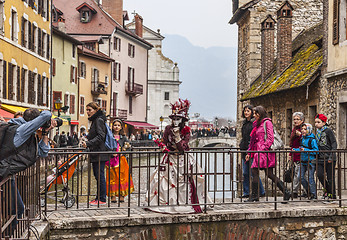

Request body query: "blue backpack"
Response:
[104, 122, 117, 151]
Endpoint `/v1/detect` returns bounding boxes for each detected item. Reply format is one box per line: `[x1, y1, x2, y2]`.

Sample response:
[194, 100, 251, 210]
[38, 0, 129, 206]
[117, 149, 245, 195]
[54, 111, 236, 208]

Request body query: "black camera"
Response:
[42, 117, 63, 129]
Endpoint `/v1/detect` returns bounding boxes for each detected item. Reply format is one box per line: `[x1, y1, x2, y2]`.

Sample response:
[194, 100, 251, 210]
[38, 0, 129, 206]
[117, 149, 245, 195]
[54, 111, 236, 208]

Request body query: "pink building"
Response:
[53, 0, 152, 130]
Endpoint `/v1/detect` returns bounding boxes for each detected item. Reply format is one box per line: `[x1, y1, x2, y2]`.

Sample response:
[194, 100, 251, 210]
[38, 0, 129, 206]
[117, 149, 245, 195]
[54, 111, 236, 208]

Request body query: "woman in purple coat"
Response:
[245, 106, 291, 202]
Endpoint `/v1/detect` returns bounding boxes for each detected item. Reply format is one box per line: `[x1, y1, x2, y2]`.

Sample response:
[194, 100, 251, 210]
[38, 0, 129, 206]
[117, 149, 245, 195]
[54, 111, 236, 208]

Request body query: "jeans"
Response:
[92, 161, 107, 202]
[316, 161, 336, 198]
[292, 162, 300, 194]
[242, 159, 265, 196]
[10, 178, 25, 234]
[298, 163, 316, 198]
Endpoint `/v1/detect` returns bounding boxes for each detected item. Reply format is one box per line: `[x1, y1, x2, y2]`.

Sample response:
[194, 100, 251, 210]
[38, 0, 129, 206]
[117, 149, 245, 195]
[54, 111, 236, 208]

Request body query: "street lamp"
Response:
[159, 116, 164, 132]
[55, 98, 62, 117]
[215, 117, 218, 128]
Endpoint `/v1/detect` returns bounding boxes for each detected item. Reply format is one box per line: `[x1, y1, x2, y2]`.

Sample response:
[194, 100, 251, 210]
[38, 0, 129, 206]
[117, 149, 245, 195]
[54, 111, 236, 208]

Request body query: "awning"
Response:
[0, 109, 14, 121]
[1, 104, 68, 123]
[1, 104, 27, 113]
[70, 120, 79, 125]
[124, 121, 159, 129]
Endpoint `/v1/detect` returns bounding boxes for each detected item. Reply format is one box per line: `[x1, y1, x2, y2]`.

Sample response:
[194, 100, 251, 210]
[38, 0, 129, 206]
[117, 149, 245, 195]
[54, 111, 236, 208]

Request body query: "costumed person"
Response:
[314, 114, 337, 201]
[146, 99, 212, 214]
[106, 119, 134, 203]
[245, 106, 291, 202]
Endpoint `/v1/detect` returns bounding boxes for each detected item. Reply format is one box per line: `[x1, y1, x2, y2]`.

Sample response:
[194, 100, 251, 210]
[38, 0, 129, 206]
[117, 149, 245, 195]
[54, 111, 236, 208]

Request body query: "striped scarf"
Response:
[316, 125, 327, 141]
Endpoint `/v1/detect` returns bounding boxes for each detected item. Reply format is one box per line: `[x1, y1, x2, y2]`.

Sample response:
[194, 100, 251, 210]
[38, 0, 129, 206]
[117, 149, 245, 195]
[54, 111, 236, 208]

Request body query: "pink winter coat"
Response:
[248, 118, 276, 168]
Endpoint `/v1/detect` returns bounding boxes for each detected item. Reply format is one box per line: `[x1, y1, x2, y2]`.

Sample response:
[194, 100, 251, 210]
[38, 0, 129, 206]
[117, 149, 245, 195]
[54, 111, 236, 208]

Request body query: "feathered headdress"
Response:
[169, 98, 191, 120]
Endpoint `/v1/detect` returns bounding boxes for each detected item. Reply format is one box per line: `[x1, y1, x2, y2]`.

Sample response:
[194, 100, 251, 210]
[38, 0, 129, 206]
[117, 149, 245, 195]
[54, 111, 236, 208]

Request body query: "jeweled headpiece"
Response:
[169, 99, 191, 120]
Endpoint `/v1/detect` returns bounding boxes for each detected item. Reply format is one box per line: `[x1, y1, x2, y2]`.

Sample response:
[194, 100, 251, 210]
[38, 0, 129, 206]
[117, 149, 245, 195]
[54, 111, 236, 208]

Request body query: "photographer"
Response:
[0, 108, 57, 233]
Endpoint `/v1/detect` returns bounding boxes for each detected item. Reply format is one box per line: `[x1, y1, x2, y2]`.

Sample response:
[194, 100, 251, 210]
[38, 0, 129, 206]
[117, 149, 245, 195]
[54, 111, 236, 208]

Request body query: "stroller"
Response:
[40, 153, 81, 208]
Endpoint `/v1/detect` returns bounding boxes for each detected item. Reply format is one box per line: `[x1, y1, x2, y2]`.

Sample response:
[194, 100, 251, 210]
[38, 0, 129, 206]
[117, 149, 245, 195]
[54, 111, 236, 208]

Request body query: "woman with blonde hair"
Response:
[106, 119, 134, 203]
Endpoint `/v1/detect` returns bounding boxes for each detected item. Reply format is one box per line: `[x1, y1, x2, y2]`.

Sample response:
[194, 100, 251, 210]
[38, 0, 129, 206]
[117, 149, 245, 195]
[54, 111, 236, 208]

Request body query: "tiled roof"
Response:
[74, 35, 103, 43]
[53, 0, 119, 35]
[53, 0, 152, 48]
[78, 46, 114, 62]
[241, 22, 323, 101]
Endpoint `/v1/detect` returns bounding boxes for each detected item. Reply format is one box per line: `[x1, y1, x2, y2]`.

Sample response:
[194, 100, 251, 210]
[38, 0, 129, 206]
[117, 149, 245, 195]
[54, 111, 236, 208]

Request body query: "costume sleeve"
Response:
[263, 121, 274, 150]
[175, 127, 190, 152]
[14, 111, 52, 148]
[163, 126, 170, 146]
[86, 118, 106, 148]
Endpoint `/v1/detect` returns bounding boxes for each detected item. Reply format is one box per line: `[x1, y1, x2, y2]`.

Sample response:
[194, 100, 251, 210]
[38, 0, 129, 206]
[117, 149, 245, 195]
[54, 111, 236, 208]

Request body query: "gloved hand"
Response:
[172, 127, 181, 143]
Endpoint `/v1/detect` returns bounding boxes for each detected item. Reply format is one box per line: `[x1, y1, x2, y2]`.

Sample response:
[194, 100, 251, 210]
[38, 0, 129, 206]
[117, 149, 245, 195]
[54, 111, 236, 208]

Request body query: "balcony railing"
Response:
[91, 82, 107, 95]
[125, 81, 143, 96]
[111, 108, 127, 120]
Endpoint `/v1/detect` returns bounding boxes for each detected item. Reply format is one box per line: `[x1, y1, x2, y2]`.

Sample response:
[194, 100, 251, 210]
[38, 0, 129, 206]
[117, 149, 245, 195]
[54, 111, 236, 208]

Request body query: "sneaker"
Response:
[89, 200, 106, 206]
[322, 194, 335, 204]
[321, 192, 328, 200]
[240, 194, 249, 199]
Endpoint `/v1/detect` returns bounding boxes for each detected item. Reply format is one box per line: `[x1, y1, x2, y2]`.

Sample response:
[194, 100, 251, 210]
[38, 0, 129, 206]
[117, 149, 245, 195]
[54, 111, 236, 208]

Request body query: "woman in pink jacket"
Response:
[245, 106, 290, 202]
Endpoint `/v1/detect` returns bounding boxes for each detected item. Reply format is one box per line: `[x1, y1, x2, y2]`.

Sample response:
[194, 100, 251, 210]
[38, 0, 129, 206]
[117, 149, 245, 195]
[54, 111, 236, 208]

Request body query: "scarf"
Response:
[316, 125, 327, 141]
[290, 125, 302, 146]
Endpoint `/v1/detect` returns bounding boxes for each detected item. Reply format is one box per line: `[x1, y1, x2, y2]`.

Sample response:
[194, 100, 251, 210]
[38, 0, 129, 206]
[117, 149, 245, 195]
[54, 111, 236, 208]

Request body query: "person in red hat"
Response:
[146, 99, 212, 214]
[314, 114, 337, 202]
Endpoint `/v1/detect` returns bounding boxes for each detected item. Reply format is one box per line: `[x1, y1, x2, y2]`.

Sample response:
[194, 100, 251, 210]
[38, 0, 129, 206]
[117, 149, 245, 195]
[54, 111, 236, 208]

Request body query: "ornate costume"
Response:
[146, 99, 212, 214]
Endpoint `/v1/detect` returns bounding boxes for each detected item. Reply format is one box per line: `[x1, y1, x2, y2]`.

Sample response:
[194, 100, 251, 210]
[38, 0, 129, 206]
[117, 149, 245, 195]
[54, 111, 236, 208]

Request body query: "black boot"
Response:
[245, 182, 259, 202]
[277, 180, 291, 202]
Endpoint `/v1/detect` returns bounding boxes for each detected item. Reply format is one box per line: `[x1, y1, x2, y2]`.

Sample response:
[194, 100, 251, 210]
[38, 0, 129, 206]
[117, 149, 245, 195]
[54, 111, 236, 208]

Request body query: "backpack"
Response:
[264, 120, 284, 150]
[104, 122, 118, 151]
[59, 134, 67, 145]
[0, 121, 10, 148]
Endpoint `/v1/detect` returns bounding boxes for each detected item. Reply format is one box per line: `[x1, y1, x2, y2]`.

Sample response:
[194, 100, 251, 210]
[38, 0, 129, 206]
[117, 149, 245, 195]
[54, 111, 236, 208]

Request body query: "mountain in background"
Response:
[162, 34, 238, 120]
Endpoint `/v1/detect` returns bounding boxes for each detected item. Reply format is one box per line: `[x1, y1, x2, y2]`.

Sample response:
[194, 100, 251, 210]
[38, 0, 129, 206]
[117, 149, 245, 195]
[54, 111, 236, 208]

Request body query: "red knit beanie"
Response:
[315, 114, 327, 123]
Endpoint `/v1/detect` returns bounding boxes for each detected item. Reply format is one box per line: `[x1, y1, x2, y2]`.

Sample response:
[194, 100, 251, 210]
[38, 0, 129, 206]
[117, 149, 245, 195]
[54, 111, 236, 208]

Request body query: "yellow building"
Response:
[0, 0, 50, 112]
[78, 44, 113, 132]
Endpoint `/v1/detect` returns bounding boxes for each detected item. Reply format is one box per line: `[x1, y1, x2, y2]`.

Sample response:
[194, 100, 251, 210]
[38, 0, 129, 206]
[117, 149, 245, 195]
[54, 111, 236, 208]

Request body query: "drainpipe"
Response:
[50, 0, 53, 111]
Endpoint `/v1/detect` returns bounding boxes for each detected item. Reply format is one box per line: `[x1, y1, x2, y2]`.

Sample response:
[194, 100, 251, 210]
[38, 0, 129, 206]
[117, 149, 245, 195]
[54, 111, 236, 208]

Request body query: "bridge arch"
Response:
[189, 136, 237, 148]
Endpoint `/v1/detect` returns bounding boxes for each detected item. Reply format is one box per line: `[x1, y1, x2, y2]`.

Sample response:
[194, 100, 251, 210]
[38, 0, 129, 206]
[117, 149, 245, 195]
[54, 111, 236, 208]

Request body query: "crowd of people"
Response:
[191, 127, 236, 138]
[240, 105, 337, 203]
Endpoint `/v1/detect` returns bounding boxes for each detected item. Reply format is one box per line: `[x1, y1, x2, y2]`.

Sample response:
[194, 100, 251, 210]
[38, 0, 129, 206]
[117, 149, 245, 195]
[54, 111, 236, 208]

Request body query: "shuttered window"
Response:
[38, 28, 42, 56]
[28, 71, 35, 104]
[70, 95, 75, 114]
[37, 74, 42, 105]
[2, 60, 6, 99]
[80, 96, 85, 115]
[333, 0, 340, 45]
[8, 62, 13, 100]
[28, 21, 32, 50]
[46, 34, 50, 59]
[0, 1, 4, 35]
[16, 66, 20, 102]
[102, 100, 107, 112]
[21, 68, 25, 102]
[64, 93, 69, 108]
[52, 58, 56, 76]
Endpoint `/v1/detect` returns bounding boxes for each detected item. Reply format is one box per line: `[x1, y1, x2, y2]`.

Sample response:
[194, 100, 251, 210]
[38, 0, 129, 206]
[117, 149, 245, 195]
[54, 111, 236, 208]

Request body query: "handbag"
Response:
[284, 163, 294, 183]
[264, 120, 284, 150]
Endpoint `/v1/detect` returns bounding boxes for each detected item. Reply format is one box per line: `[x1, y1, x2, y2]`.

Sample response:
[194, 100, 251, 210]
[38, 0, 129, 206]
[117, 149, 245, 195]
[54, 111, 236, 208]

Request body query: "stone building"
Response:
[324, 0, 347, 148]
[229, 0, 323, 146]
[126, 22, 181, 129]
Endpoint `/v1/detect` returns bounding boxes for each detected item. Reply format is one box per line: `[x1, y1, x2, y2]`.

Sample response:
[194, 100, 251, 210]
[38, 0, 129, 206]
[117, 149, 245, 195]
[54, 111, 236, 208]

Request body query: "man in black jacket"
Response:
[0, 108, 56, 233]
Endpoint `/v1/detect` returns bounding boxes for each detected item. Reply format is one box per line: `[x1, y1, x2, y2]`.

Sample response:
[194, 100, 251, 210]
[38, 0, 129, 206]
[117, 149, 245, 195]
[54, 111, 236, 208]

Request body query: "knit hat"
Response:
[315, 114, 327, 123]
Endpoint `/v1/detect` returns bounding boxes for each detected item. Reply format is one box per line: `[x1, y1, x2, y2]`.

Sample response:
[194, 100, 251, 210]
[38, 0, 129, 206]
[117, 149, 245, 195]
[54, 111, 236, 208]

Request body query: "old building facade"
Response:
[126, 22, 181, 128]
[230, 0, 323, 146]
[0, 0, 51, 113]
[52, 26, 82, 134]
[324, 0, 347, 148]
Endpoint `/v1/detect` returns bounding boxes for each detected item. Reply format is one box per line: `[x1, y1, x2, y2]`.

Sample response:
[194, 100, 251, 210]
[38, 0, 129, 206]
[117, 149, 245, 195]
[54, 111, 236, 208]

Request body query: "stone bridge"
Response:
[189, 136, 237, 148]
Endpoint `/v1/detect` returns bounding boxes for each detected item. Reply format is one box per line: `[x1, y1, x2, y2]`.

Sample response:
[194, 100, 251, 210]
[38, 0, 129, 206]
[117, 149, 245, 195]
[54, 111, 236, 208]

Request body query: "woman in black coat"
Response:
[82, 102, 108, 205]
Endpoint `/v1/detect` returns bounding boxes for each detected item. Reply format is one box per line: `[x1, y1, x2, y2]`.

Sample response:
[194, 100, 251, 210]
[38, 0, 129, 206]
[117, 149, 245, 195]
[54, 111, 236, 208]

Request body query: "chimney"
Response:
[277, 1, 293, 75]
[57, 18, 66, 33]
[135, 14, 143, 38]
[261, 15, 275, 81]
[102, 0, 123, 26]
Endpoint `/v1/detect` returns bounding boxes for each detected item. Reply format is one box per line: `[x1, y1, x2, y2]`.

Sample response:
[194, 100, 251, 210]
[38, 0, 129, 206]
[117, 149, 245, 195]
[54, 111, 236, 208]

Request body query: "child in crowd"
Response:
[293, 123, 318, 200]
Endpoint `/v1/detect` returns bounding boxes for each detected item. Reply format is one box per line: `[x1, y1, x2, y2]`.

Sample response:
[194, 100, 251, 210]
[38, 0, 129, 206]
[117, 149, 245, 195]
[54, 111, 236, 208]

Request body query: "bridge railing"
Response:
[35, 147, 347, 216]
[1, 160, 42, 239]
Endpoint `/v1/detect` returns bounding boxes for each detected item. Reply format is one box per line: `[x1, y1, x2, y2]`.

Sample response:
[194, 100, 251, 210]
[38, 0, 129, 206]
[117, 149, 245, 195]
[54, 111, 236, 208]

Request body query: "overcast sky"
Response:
[123, 0, 238, 48]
